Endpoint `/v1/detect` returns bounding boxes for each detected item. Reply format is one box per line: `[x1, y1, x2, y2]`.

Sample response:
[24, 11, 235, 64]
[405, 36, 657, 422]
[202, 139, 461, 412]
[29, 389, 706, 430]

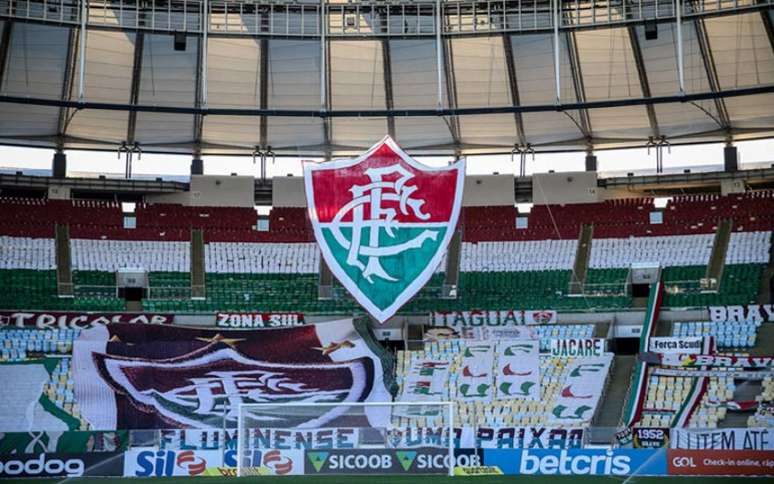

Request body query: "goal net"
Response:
[236, 402, 454, 477]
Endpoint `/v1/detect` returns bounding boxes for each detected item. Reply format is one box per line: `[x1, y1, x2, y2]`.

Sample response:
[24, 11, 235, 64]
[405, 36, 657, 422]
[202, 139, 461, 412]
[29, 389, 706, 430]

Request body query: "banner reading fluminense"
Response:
[305, 136, 465, 323]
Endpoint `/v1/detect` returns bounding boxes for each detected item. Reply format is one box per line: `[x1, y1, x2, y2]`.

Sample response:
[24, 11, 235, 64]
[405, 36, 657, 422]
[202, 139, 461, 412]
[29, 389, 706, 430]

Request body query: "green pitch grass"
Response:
[3, 476, 755, 483]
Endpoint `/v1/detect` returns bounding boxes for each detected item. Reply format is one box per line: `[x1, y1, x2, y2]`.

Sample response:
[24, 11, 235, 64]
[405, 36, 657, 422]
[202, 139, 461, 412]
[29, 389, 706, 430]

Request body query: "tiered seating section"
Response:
[0, 328, 77, 361]
[1, 191, 772, 312]
[394, 327, 609, 428]
[638, 318, 770, 429]
[674, 320, 760, 349]
[638, 374, 733, 428]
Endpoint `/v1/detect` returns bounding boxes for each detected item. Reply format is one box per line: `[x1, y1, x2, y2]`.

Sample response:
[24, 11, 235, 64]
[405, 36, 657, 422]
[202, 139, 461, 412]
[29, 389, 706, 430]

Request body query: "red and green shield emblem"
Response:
[304, 136, 465, 322]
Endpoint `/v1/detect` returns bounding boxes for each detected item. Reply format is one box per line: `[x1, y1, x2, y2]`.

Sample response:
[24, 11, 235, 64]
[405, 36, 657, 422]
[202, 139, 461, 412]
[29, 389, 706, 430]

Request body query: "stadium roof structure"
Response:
[0, 0, 773, 158]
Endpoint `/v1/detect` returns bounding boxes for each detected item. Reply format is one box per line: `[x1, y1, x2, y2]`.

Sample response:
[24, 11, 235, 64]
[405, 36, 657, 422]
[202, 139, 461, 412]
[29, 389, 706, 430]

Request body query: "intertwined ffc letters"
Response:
[305, 136, 465, 322]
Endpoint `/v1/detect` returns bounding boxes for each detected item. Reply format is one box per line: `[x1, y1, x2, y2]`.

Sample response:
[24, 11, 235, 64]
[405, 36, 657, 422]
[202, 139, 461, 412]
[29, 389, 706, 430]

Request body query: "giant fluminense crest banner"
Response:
[305, 136, 465, 322]
[73, 320, 391, 430]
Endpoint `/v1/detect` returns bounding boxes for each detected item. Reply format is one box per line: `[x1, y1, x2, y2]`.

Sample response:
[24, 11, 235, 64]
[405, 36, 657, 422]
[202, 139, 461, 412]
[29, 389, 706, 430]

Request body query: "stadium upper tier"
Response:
[0, 0, 773, 155]
[0, 192, 772, 312]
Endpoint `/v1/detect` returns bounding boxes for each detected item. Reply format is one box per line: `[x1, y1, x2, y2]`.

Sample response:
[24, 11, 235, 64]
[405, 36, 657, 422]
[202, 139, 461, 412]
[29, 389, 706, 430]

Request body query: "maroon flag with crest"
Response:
[73, 320, 391, 430]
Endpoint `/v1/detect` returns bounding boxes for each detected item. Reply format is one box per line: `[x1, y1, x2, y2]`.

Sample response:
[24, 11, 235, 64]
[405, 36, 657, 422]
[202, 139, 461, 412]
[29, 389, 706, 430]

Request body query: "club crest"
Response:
[304, 136, 465, 322]
[92, 344, 374, 429]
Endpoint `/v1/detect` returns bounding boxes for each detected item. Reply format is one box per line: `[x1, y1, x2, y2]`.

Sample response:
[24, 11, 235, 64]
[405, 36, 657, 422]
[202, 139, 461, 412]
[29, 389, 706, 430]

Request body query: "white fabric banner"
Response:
[548, 355, 612, 425]
[0, 362, 70, 432]
[456, 343, 495, 402]
[424, 325, 537, 342]
[398, 356, 451, 402]
[495, 340, 540, 400]
[670, 428, 774, 450]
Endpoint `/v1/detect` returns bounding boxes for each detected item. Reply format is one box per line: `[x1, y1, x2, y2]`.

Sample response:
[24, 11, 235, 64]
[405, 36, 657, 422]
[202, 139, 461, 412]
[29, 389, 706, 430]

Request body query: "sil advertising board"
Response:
[122, 448, 303, 477]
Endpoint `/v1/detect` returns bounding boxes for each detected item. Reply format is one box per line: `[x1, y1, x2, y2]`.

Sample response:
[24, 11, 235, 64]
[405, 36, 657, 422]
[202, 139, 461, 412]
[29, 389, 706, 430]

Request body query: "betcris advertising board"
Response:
[483, 449, 666, 476]
[123, 448, 303, 477]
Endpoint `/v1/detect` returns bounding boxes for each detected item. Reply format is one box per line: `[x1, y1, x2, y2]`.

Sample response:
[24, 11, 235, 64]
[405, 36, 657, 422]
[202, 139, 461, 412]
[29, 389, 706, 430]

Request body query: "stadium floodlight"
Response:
[237, 401, 455, 477]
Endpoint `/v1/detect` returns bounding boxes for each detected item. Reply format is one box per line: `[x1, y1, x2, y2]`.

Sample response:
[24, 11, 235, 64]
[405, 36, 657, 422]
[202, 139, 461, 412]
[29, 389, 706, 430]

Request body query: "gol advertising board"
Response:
[0, 452, 124, 478]
[304, 449, 481, 475]
[482, 449, 666, 476]
[667, 449, 774, 476]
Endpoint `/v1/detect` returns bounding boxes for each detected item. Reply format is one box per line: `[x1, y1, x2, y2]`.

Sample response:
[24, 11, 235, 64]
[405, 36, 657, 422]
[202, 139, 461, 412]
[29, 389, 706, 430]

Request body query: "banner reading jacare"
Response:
[305, 136, 465, 323]
[550, 338, 605, 358]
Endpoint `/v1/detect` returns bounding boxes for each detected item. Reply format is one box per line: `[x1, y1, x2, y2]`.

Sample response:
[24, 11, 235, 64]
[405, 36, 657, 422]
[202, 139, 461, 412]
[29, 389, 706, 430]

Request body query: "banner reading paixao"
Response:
[0, 311, 173, 329]
[667, 449, 774, 476]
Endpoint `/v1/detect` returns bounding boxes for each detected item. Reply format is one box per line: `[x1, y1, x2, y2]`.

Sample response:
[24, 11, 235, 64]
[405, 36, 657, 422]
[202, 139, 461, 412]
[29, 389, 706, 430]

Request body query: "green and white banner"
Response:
[548, 355, 613, 425]
[456, 343, 495, 402]
[398, 356, 451, 402]
[495, 340, 540, 400]
[0, 359, 80, 433]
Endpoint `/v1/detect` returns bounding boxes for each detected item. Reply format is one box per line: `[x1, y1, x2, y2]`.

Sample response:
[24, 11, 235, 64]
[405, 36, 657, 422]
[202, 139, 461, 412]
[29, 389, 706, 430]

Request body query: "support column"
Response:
[191, 157, 204, 175]
[585, 151, 597, 172]
[724, 143, 738, 172]
[52, 150, 67, 178]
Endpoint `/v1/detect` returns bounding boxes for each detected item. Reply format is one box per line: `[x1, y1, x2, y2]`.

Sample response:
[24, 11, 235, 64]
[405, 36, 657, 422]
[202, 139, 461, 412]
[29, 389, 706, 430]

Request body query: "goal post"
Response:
[236, 401, 455, 477]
